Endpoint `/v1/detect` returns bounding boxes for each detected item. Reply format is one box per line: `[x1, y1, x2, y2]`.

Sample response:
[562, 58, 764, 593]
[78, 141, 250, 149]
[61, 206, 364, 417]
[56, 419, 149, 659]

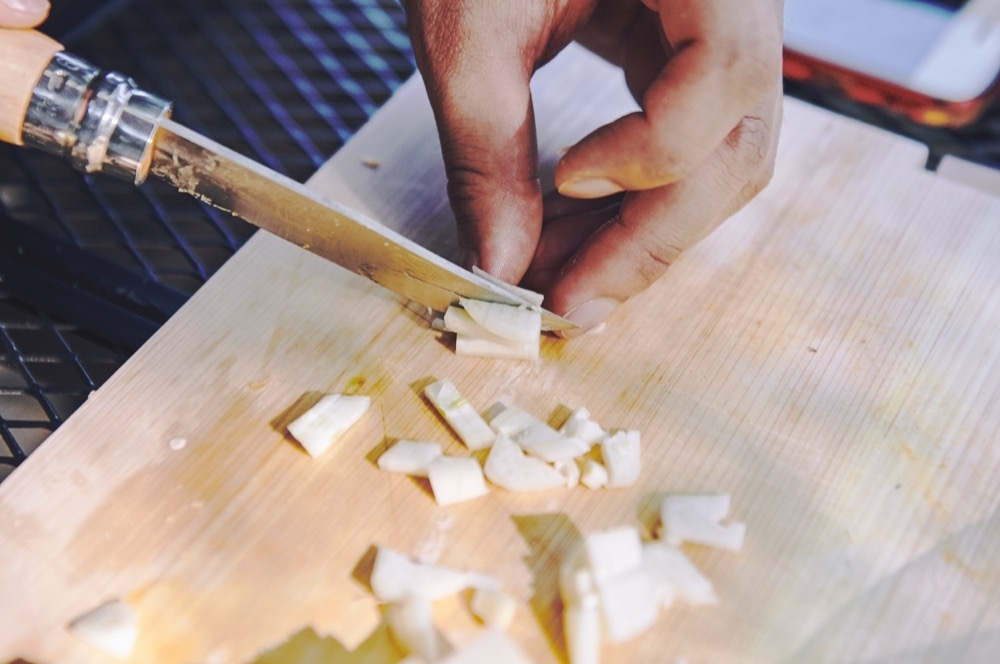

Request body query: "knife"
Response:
[0, 29, 574, 331]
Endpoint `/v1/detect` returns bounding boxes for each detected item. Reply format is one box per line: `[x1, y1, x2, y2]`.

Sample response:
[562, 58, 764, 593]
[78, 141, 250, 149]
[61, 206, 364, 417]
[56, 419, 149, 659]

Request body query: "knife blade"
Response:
[0, 29, 575, 331]
[148, 120, 573, 328]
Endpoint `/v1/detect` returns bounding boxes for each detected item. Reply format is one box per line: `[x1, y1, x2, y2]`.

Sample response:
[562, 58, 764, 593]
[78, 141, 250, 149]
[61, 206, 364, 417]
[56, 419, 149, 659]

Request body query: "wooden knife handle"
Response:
[0, 28, 62, 145]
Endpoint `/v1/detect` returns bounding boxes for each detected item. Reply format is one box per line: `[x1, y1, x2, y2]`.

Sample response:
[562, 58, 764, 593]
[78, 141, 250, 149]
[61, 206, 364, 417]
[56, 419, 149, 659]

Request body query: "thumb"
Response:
[0, 0, 50, 28]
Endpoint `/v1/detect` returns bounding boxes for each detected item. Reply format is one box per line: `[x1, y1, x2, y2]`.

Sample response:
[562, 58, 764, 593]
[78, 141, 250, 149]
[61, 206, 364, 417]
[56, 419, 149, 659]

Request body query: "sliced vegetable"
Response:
[455, 334, 540, 361]
[287, 393, 371, 457]
[443, 306, 508, 344]
[427, 456, 490, 506]
[564, 601, 601, 664]
[636, 543, 678, 609]
[370, 547, 499, 603]
[579, 460, 609, 490]
[443, 306, 541, 360]
[386, 598, 452, 661]
[640, 541, 718, 606]
[377, 440, 443, 477]
[67, 598, 138, 659]
[470, 588, 518, 632]
[600, 430, 641, 488]
[483, 434, 567, 492]
[560, 527, 659, 658]
[595, 565, 661, 644]
[439, 629, 533, 664]
[459, 298, 541, 345]
[554, 459, 581, 487]
[523, 434, 590, 464]
[486, 404, 543, 436]
[488, 404, 588, 462]
[559, 407, 606, 446]
[559, 544, 595, 606]
[583, 526, 643, 584]
[660, 494, 746, 552]
[424, 379, 495, 451]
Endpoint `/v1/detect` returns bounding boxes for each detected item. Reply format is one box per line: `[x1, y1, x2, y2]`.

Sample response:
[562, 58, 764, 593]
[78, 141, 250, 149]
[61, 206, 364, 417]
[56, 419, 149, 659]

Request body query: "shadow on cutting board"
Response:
[247, 623, 399, 664]
[513, 512, 584, 664]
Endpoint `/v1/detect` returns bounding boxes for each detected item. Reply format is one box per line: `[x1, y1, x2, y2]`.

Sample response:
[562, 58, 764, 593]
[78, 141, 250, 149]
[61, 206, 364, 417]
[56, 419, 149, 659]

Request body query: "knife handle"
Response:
[0, 28, 172, 185]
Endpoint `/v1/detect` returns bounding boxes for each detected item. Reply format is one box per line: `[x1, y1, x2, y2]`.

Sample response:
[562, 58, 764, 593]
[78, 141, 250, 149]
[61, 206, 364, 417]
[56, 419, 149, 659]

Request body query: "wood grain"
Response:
[0, 29, 61, 145]
[2, 44, 999, 663]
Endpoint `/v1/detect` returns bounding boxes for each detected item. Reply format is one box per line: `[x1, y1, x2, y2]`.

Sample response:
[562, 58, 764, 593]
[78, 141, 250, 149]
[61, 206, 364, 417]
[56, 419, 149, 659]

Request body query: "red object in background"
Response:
[783, 48, 1000, 128]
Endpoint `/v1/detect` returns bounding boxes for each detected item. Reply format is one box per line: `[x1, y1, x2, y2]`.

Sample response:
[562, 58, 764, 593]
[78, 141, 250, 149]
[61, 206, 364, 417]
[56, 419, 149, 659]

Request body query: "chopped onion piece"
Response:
[370, 547, 499, 603]
[596, 565, 661, 644]
[559, 545, 596, 607]
[377, 440, 443, 477]
[557, 543, 603, 663]
[386, 598, 451, 661]
[579, 460, 609, 489]
[427, 456, 489, 506]
[287, 393, 371, 457]
[455, 334, 539, 360]
[559, 407, 606, 446]
[554, 459, 581, 487]
[424, 379, 495, 451]
[443, 306, 506, 342]
[67, 598, 138, 659]
[482, 400, 509, 423]
[486, 404, 543, 436]
[660, 494, 746, 552]
[459, 298, 541, 344]
[470, 588, 518, 632]
[472, 266, 545, 307]
[487, 404, 586, 462]
[641, 541, 717, 606]
[444, 306, 541, 359]
[524, 435, 590, 463]
[666, 493, 732, 522]
[564, 601, 601, 664]
[483, 434, 567, 492]
[600, 430, 641, 488]
[583, 526, 643, 584]
[440, 629, 533, 664]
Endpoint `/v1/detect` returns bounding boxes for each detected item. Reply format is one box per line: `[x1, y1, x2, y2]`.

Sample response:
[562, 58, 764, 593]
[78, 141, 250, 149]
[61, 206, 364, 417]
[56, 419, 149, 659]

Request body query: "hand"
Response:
[403, 0, 783, 335]
[0, 0, 49, 28]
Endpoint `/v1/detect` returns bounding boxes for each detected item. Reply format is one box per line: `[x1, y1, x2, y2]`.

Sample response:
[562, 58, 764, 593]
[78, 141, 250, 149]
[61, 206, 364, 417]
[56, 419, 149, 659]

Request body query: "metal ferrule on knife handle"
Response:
[22, 51, 172, 185]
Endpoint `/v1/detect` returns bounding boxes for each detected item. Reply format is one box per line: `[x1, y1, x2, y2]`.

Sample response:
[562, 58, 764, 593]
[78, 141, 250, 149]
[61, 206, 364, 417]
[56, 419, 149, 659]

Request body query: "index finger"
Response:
[403, 1, 546, 284]
[556, 0, 783, 198]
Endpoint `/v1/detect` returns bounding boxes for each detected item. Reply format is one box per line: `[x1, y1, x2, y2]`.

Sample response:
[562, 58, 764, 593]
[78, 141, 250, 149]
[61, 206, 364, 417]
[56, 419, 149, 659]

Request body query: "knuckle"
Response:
[636, 243, 681, 288]
[609, 214, 681, 291]
[720, 114, 774, 192]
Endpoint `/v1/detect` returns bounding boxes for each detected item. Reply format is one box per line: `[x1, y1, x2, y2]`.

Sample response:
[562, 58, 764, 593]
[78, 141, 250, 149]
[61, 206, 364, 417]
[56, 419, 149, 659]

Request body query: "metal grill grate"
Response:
[0, 292, 130, 481]
[0, 0, 414, 478]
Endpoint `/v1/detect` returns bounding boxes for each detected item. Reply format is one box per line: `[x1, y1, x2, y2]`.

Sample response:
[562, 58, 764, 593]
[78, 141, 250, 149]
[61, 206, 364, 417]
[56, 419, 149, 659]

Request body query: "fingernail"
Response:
[560, 298, 619, 338]
[459, 248, 480, 272]
[2, 0, 48, 12]
[558, 177, 623, 199]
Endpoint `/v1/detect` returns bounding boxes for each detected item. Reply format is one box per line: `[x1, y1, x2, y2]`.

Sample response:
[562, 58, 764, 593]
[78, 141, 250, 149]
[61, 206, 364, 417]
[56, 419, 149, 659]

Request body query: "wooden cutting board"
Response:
[2, 44, 1000, 664]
